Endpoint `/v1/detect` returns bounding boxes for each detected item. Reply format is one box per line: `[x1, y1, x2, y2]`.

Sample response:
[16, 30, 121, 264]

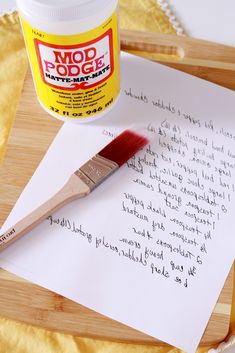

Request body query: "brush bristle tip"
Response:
[98, 129, 149, 167]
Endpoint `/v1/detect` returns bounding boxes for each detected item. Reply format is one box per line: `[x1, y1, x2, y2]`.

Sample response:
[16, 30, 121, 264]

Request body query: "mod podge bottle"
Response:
[16, 0, 120, 123]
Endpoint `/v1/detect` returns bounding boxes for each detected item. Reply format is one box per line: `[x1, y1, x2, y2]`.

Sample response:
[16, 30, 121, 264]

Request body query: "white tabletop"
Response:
[168, 0, 235, 47]
[0, 0, 16, 16]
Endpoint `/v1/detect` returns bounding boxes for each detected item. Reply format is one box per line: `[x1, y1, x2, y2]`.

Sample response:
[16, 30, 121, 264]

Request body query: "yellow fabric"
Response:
[119, 0, 178, 34]
[0, 1, 234, 353]
[119, 0, 184, 62]
[0, 12, 28, 163]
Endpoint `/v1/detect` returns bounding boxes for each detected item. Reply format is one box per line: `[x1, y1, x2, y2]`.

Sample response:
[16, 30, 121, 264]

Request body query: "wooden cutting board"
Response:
[0, 67, 234, 347]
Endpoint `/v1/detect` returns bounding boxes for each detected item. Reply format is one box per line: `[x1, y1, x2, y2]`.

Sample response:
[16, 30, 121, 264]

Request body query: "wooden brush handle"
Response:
[0, 174, 90, 252]
[120, 29, 235, 70]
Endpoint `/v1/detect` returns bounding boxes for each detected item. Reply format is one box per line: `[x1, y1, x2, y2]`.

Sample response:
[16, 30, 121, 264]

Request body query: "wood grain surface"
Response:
[0, 66, 234, 346]
[120, 30, 235, 70]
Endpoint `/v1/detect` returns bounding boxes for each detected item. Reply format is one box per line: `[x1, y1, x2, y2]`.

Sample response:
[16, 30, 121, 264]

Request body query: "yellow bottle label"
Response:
[21, 11, 120, 120]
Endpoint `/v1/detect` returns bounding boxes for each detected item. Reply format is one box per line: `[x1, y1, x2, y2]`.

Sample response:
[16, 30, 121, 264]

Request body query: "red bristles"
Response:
[98, 129, 149, 167]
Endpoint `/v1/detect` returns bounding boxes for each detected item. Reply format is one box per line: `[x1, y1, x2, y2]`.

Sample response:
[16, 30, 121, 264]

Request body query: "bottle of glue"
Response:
[16, 0, 120, 123]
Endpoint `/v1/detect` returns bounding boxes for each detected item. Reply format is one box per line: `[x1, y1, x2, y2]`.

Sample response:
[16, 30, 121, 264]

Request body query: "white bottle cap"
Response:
[16, 0, 115, 21]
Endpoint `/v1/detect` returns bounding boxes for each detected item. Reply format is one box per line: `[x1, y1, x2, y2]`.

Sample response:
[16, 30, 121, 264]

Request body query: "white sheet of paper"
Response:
[1, 52, 235, 353]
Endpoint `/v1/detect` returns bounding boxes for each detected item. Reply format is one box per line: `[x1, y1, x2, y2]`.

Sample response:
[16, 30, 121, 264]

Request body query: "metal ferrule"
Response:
[75, 154, 119, 191]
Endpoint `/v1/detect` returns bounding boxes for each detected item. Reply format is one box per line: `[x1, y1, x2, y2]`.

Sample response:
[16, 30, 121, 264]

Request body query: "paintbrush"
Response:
[0, 128, 149, 252]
